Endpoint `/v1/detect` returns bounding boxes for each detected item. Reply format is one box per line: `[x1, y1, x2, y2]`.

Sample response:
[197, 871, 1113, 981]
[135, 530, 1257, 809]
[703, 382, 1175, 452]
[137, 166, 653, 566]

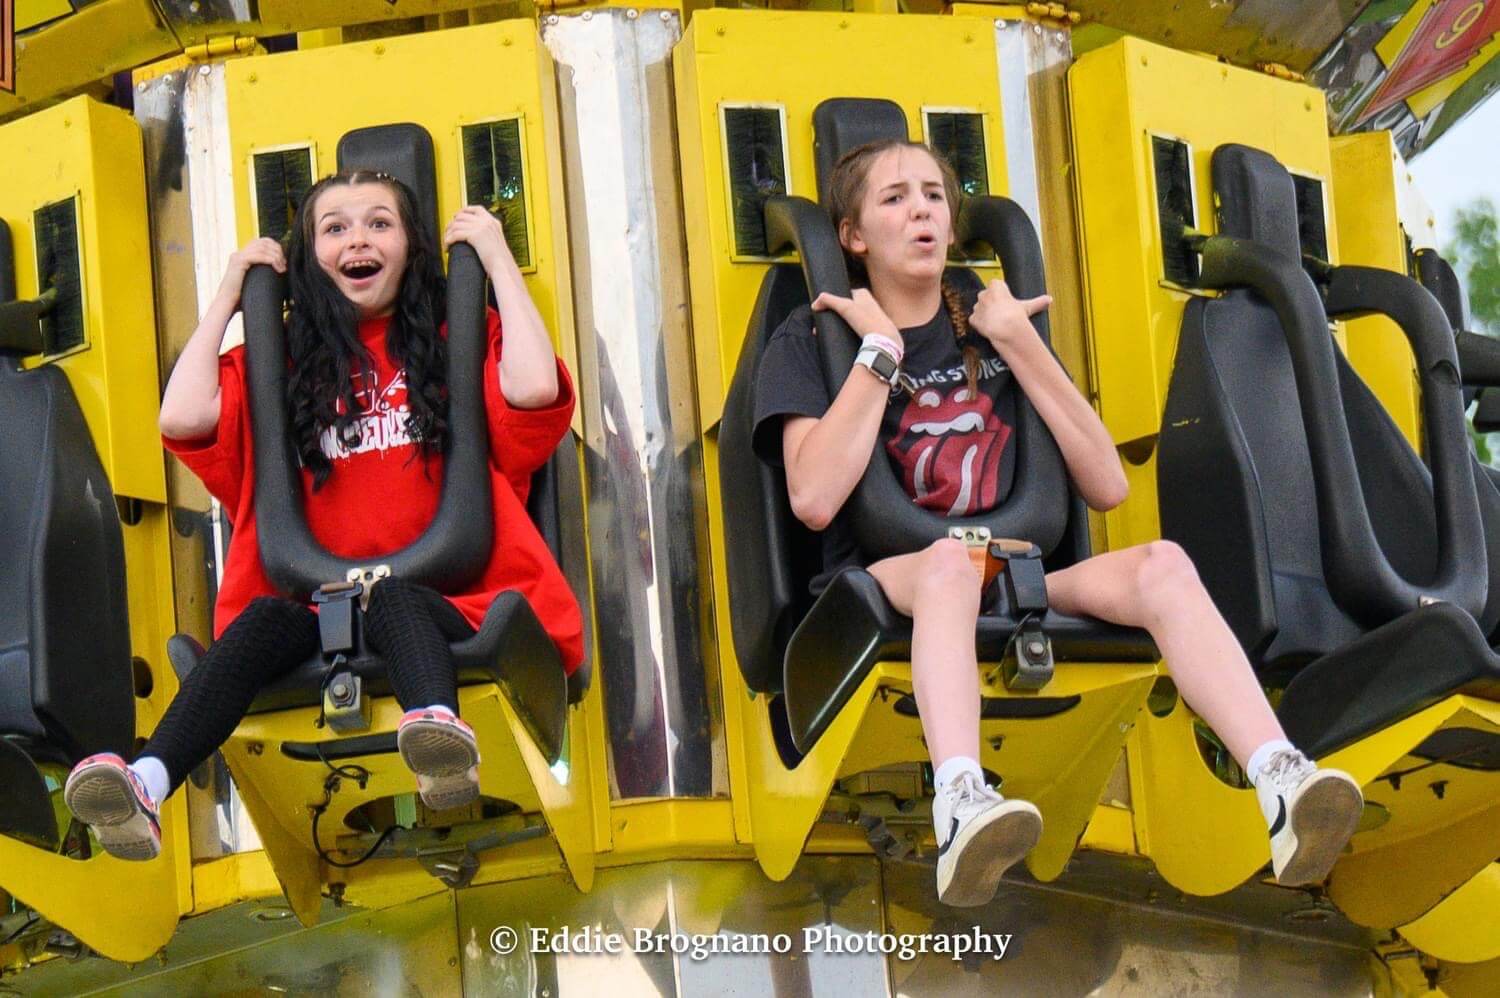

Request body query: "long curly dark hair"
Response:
[284, 170, 449, 489]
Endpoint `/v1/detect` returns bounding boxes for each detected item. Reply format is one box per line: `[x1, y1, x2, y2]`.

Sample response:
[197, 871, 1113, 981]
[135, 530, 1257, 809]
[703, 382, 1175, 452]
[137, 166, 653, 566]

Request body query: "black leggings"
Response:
[139, 578, 474, 793]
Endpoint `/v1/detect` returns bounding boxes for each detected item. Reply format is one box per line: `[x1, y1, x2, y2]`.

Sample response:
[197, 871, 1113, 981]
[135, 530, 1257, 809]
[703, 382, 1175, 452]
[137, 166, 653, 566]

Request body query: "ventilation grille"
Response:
[925, 111, 989, 198]
[1151, 136, 1198, 285]
[723, 105, 788, 258]
[1292, 174, 1329, 266]
[35, 197, 83, 355]
[252, 147, 315, 242]
[460, 119, 530, 268]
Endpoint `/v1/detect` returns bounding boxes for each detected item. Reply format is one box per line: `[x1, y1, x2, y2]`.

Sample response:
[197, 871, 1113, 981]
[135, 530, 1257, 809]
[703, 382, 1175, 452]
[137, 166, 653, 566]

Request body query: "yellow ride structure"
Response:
[1, 1, 1498, 994]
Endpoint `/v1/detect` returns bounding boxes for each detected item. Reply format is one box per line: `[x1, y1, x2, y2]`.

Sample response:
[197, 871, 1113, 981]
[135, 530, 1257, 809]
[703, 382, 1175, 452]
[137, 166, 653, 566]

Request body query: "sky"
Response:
[1407, 94, 1500, 249]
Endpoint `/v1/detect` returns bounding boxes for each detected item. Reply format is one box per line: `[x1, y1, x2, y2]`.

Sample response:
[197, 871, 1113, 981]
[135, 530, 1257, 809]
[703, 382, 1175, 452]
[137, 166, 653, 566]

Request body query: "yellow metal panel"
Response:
[0, 97, 166, 503]
[1400, 863, 1500, 965]
[15, 0, 71, 32]
[675, 9, 1008, 430]
[222, 21, 579, 411]
[1330, 131, 1422, 451]
[0, 0, 178, 121]
[1068, 38, 1334, 550]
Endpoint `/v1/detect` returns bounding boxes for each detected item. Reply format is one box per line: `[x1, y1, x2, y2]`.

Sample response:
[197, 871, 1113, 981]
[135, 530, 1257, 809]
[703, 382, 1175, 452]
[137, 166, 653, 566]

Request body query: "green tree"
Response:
[1446, 198, 1500, 466]
[1446, 198, 1500, 334]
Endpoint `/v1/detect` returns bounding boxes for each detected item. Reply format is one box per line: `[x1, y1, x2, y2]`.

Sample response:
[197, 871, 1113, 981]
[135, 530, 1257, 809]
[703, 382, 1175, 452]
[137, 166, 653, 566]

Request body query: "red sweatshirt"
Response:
[165, 310, 585, 674]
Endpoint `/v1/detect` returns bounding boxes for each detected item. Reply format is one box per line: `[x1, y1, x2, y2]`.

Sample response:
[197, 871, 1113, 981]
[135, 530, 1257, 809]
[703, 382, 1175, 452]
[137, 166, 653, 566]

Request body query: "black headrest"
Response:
[0, 223, 46, 359]
[337, 123, 440, 252]
[1415, 248, 1468, 332]
[812, 98, 909, 205]
[1211, 144, 1302, 260]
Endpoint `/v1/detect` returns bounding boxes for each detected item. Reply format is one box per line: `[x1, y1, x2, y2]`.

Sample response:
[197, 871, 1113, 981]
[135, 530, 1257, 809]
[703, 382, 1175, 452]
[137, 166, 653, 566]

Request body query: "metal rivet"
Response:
[627, 7, 638, 18]
[581, 10, 592, 19]
[137, 82, 147, 93]
[546, 14, 559, 24]
[1033, 23, 1042, 34]
[199, 65, 211, 76]
[660, 10, 671, 20]
[189, 0, 201, 11]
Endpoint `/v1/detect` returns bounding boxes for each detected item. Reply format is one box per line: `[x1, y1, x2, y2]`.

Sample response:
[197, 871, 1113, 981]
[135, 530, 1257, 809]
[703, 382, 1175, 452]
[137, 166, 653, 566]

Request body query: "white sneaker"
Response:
[1255, 748, 1363, 886]
[933, 772, 1042, 907]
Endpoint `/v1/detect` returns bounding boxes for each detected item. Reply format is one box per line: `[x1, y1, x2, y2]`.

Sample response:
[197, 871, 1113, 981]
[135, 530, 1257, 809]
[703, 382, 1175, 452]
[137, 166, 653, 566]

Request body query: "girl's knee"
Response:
[915, 539, 981, 602]
[1135, 541, 1203, 615]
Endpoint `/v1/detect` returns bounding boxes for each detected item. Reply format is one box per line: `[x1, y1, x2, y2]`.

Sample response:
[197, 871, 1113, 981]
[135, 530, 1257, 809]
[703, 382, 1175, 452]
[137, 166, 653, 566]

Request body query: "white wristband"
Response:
[861, 333, 903, 365]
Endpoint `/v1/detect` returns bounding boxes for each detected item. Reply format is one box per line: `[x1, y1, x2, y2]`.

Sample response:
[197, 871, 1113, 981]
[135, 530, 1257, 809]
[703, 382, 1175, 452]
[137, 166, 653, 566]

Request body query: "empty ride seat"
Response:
[0, 226, 134, 848]
[718, 98, 1157, 756]
[1158, 143, 1500, 759]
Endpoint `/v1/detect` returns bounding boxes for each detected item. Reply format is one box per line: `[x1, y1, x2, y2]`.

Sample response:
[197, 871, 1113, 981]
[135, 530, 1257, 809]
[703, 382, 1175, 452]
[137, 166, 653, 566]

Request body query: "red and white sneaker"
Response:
[396, 709, 481, 811]
[63, 753, 162, 861]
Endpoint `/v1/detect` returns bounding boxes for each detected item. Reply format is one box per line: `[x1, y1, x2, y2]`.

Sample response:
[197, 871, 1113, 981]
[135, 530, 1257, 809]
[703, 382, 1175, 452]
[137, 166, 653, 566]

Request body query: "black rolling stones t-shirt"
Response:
[753, 298, 1019, 588]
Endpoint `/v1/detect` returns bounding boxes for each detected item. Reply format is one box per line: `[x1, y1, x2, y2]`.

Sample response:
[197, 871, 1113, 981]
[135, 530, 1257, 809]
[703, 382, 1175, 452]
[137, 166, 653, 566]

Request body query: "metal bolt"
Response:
[332, 681, 349, 699]
[1027, 640, 1046, 657]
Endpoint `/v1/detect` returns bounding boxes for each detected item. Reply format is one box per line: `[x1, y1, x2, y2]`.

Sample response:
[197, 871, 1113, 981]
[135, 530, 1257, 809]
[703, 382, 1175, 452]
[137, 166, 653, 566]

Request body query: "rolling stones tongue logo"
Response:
[886, 385, 1011, 515]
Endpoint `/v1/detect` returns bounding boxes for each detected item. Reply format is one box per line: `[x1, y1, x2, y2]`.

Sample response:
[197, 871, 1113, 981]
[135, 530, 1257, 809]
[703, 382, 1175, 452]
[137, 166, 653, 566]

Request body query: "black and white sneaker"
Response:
[933, 772, 1042, 907]
[1255, 749, 1363, 886]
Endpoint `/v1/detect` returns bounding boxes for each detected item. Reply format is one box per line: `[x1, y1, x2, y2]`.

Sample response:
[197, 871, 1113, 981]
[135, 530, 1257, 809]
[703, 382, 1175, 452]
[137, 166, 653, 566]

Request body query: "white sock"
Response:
[421, 704, 456, 718]
[1245, 739, 1297, 788]
[934, 756, 984, 794]
[131, 756, 170, 807]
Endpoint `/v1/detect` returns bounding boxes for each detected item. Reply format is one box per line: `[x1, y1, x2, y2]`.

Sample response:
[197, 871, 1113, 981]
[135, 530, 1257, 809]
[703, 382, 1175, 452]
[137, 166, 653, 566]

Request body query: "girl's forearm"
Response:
[487, 258, 559, 409]
[159, 290, 237, 439]
[783, 368, 890, 531]
[998, 332, 1128, 509]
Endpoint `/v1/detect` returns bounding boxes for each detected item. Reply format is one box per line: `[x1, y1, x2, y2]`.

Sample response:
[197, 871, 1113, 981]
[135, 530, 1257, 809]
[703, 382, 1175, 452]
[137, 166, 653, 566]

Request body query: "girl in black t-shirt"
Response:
[755, 140, 1361, 907]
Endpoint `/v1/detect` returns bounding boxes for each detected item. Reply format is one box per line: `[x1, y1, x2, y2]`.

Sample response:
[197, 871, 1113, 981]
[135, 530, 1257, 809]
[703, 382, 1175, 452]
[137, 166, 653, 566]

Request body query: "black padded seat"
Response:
[719, 97, 1156, 754]
[175, 588, 567, 764]
[1, 229, 134, 848]
[1277, 602, 1500, 759]
[1160, 143, 1498, 755]
[784, 570, 1160, 751]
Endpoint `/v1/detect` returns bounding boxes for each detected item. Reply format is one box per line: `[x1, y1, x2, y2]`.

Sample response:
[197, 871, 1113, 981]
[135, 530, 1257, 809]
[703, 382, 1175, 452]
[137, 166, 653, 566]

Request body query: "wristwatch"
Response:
[855, 344, 901, 385]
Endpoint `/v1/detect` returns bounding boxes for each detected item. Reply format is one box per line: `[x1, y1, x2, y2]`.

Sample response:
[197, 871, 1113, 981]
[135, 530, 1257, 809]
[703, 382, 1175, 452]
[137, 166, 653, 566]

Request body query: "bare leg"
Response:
[1044, 541, 1283, 767]
[868, 538, 983, 769]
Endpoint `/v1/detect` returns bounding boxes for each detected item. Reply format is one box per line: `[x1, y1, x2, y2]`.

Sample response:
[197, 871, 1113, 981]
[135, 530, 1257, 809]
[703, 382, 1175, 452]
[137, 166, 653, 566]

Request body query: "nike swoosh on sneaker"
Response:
[936, 817, 961, 858]
[1269, 798, 1287, 838]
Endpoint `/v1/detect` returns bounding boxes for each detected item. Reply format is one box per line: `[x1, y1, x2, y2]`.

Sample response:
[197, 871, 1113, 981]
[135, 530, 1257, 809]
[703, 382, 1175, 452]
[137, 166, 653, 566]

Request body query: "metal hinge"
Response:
[1257, 62, 1306, 83]
[183, 34, 258, 62]
[1025, 2, 1081, 25]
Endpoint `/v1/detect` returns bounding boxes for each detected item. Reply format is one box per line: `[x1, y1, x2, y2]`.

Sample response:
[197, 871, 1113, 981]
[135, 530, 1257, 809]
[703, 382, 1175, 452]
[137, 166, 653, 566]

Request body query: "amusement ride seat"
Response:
[0, 225, 135, 851]
[163, 123, 596, 916]
[1155, 143, 1500, 927]
[715, 98, 1159, 882]
[1158, 143, 1500, 760]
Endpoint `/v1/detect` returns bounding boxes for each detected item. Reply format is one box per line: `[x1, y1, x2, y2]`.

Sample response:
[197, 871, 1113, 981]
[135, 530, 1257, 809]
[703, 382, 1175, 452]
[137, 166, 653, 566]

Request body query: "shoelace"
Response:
[1261, 749, 1311, 791]
[948, 774, 1000, 813]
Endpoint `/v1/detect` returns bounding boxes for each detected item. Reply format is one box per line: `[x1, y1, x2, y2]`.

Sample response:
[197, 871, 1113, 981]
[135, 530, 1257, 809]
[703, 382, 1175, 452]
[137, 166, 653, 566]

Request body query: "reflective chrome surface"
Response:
[543, 10, 722, 799]
[135, 67, 258, 860]
[11, 854, 1395, 995]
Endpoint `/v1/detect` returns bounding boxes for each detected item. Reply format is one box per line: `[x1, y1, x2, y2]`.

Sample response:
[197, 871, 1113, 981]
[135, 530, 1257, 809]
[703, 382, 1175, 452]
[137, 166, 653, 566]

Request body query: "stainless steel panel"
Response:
[543, 10, 723, 800]
[456, 858, 890, 997]
[135, 66, 259, 861]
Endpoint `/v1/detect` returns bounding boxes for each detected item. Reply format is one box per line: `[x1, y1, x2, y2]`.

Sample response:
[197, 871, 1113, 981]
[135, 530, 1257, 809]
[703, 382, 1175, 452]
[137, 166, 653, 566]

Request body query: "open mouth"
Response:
[340, 260, 383, 281]
[913, 233, 938, 249]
